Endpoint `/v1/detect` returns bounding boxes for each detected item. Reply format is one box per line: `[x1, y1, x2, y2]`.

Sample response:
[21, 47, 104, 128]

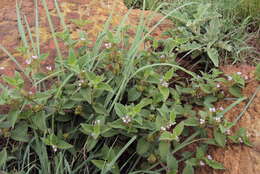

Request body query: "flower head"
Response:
[207, 155, 213, 160]
[105, 43, 112, 49]
[236, 72, 242, 75]
[209, 107, 216, 112]
[46, 66, 52, 71]
[160, 55, 165, 59]
[214, 117, 221, 123]
[25, 58, 32, 65]
[227, 76, 233, 81]
[32, 55, 38, 59]
[160, 126, 166, 131]
[200, 119, 205, 125]
[199, 161, 205, 166]
[216, 84, 221, 88]
[122, 115, 131, 124]
[0, 66, 5, 70]
[80, 37, 86, 41]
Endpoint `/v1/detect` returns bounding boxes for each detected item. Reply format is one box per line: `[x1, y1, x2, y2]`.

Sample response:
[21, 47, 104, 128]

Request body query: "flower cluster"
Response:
[160, 78, 169, 88]
[122, 115, 131, 124]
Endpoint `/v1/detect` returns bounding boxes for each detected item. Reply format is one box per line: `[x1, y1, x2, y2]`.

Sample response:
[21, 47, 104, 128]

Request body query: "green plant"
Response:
[160, 1, 251, 66]
[0, 0, 253, 174]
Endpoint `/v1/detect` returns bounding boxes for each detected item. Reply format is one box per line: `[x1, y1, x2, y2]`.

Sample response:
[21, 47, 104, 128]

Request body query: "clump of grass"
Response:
[0, 0, 257, 173]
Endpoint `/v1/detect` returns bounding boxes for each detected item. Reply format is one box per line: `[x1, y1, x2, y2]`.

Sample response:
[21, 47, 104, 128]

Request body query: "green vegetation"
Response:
[0, 0, 259, 174]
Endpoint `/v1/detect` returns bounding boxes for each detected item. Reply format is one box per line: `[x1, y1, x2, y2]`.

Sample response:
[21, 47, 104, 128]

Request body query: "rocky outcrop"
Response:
[0, 0, 173, 79]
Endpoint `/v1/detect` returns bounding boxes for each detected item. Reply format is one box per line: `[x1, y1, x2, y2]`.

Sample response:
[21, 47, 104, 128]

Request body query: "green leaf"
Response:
[114, 103, 127, 117]
[0, 148, 7, 167]
[159, 142, 170, 162]
[128, 87, 141, 102]
[184, 117, 199, 126]
[136, 138, 150, 156]
[96, 82, 113, 92]
[214, 129, 226, 147]
[207, 48, 219, 67]
[229, 85, 243, 97]
[93, 103, 108, 115]
[160, 131, 175, 141]
[80, 88, 92, 103]
[172, 121, 185, 137]
[11, 122, 29, 142]
[196, 147, 205, 159]
[182, 163, 194, 174]
[8, 110, 19, 128]
[167, 155, 178, 173]
[159, 86, 169, 101]
[165, 68, 174, 81]
[204, 158, 225, 169]
[91, 160, 106, 170]
[43, 134, 73, 149]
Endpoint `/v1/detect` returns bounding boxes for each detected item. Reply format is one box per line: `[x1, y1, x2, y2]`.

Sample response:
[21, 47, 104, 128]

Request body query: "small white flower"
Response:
[226, 129, 231, 135]
[209, 107, 216, 112]
[214, 117, 221, 123]
[105, 43, 112, 49]
[122, 115, 131, 124]
[166, 124, 171, 130]
[160, 126, 166, 131]
[200, 161, 205, 166]
[32, 55, 38, 59]
[161, 81, 169, 88]
[227, 76, 233, 81]
[80, 37, 86, 41]
[29, 91, 33, 95]
[207, 155, 213, 160]
[216, 84, 221, 88]
[199, 119, 205, 125]
[0, 66, 5, 70]
[221, 91, 224, 94]
[160, 55, 165, 59]
[238, 137, 243, 143]
[46, 66, 52, 71]
[236, 72, 242, 75]
[197, 75, 201, 79]
[52, 145, 57, 152]
[219, 107, 224, 111]
[25, 58, 32, 65]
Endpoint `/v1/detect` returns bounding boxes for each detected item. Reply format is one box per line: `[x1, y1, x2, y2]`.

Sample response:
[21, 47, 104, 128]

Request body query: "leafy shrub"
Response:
[0, 0, 253, 174]
[160, 1, 251, 67]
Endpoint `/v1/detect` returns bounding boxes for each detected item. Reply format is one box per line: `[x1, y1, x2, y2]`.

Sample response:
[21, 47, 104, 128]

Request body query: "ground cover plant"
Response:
[0, 0, 259, 174]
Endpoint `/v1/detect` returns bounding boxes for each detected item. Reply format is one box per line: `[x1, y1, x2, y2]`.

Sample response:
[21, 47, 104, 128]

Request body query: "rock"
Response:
[0, 0, 172, 81]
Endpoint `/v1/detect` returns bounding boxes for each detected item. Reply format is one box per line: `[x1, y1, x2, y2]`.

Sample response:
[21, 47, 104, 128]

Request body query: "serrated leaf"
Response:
[207, 48, 219, 67]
